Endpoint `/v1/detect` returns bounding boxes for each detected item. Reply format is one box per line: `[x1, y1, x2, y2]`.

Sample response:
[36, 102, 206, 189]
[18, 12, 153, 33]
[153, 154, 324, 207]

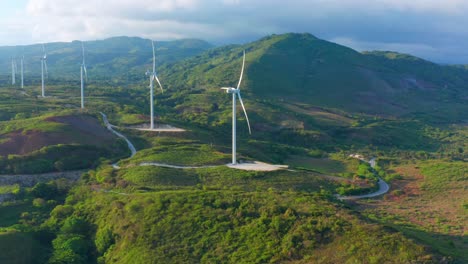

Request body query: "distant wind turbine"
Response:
[221, 50, 252, 165]
[145, 40, 163, 129]
[80, 41, 88, 109]
[11, 58, 17, 85]
[20, 56, 24, 89]
[40, 44, 48, 97]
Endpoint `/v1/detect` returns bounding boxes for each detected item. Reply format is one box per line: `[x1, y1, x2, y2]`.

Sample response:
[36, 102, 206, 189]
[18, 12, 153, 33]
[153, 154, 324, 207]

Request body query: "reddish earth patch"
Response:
[46, 115, 113, 139]
[357, 164, 466, 236]
[0, 130, 63, 156]
[0, 115, 116, 156]
[384, 166, 424, 201]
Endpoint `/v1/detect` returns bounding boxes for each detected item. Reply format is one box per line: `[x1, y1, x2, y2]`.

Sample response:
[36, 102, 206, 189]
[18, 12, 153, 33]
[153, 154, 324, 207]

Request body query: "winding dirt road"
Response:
[99, 112, 137, 158]
[338, 157, 390, 200]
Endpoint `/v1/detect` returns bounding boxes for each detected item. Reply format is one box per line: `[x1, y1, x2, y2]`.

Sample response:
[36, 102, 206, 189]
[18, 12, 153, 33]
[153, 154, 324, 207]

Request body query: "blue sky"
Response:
[0, 1, 25, 16]
[2, 0, 468, 64]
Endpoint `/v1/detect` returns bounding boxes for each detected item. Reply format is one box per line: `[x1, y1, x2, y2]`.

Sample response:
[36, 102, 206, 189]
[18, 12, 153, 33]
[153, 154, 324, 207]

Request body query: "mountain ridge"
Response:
[0, 33, 466, 122]
[0, 36, 213, 81]
[160, 33, 467, 122]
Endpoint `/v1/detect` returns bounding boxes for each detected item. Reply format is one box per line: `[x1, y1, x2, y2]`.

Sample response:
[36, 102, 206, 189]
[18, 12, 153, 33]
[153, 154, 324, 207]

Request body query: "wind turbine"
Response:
[11, 58, 17, 85]
[145, 40, 163, 129]
[221, 50, 251, 165]
[20, 56, 24, 89]
[80, 41, 88, 109]
[40, 44, 48, 97]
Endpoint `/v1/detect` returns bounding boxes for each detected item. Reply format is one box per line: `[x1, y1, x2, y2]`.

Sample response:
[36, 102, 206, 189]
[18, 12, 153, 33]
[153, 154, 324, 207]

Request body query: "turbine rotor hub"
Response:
[223, 87, 237, 93]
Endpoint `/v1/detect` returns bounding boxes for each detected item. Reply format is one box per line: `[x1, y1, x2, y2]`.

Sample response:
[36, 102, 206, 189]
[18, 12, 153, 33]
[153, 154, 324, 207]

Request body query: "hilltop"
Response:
[162, 33, 467, 123]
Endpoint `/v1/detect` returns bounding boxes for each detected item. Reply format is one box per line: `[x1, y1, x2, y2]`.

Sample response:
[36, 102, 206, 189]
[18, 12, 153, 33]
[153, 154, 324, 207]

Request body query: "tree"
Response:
[95, 228, 115, 254]
[32, 182, 58, 200]
[49, 234, 89, 264]
[61, 217, 90, 235]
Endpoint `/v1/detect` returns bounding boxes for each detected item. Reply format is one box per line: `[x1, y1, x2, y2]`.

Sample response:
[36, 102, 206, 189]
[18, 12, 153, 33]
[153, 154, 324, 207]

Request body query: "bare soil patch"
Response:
[358, 164, 466, 236]
[0, 115, 116, 156]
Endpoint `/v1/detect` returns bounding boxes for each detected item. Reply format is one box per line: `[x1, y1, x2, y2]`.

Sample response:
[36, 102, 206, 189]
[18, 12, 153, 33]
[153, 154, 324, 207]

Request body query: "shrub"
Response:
[31, 182, 58, 200]
[33, 198, 46, 207]
[95, 228, 115, 254]
[308, 149, 325, 158]
[50, 205, 75, 221]
[96, 167, 115, 183]
[49, 234, 90, 264]
[61, 217, 90, 235]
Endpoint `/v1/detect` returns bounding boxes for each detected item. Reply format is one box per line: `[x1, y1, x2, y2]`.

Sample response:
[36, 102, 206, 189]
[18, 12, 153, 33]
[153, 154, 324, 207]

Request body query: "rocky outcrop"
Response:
[0, 170, 84, 187]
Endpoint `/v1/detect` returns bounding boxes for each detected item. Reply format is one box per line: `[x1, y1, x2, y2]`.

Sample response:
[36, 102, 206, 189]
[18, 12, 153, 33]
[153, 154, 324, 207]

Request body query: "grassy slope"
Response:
[148, 33, 463, 158]
[0, 92, 129, 173]
[357, 161, 467, 263]
[162, 33, 467, 122]
[69, 187, 437, 264]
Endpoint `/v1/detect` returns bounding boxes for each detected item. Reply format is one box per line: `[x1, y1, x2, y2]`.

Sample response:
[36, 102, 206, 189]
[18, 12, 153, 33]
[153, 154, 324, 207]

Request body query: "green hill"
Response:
[162, 33, 467, 123]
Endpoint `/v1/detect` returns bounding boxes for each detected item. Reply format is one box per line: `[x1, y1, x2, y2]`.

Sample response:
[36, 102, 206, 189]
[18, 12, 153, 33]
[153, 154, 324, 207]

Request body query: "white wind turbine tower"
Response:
[40, 44, 48, 97]
[221, 50, 251, 165]
[145, 40, 163, 129]
[11, 58, 17, 85]
[20, 56, 24, 89]
[80, 42, 88, 109]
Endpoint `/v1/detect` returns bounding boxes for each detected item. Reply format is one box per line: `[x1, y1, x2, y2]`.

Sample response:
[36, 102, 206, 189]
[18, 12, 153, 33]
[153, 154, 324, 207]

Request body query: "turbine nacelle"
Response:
[221, 87, 238, 94]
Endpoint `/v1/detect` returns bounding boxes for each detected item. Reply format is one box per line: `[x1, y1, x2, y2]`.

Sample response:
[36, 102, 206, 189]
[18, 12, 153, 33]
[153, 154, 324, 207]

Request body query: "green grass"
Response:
[419, 161, 467, 194]
[0, 114, 69, 134]
[357, 160, 467, 263]
[396, 225, 467, 263]
[366, 212, 468, 264]
[121, 139, 231, 166]
[197, 166, 338, 192]
[113, 163, 340, 194]
[286, 156, 347, 174]
[118, 113, 146, 125]
[63, 188, 437, 264]
[120, 166, 200, 188]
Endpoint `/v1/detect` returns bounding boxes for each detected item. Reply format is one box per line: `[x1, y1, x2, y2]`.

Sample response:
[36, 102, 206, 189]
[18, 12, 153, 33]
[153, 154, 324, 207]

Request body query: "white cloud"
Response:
[1, 0, 468, 62]
[26, 0, 199, 16]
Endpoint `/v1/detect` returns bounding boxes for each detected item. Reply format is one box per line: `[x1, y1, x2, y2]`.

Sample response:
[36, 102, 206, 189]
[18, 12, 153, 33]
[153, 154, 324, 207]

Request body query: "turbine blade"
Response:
[44, 60, 48, 78]
[84, 65, 88, 81]
[154, 75, 163, 93]
[82, 42, 85, 65]
[42, 44, 47, 59]
[236, 50, 245, 89]
[152, 40, 156, 73]
[237, 92, 251, 134]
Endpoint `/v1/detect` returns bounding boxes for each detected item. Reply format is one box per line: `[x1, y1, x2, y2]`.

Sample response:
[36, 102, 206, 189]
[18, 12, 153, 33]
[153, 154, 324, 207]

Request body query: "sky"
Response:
[1, 0, 468, 63]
